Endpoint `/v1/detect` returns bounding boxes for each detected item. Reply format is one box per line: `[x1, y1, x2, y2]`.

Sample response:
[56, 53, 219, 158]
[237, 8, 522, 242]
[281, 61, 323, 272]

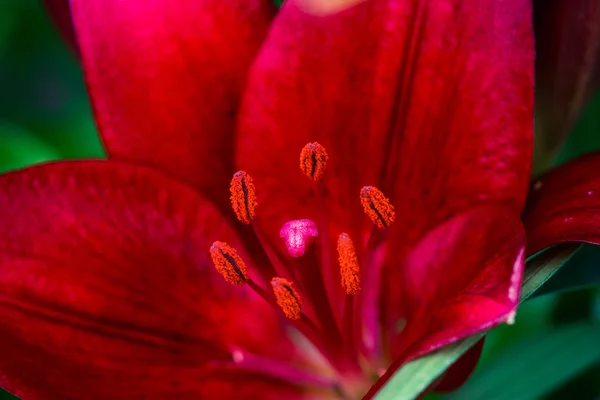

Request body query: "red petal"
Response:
[237, 0, 533, 250]
[42, 0, 78, 55]
[525, 152, 600, 254]
[533, 0, 600, 169]
[390, 206, 525, 358]
[0, 161, 298, 398]
[365, 206, 525, 398]
[70, 0, 275, 203]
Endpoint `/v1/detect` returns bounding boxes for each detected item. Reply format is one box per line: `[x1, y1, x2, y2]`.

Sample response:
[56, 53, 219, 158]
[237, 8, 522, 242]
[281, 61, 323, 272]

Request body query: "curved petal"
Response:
[395, 206, 525, 357]
[524, 152, 600, 255]
[70, 0, 275, 204]
[533, 0, 600, 171]
[0, 160, 298, 398]
[237, 0, 533, 253]
[365, 206, 525, 397]
[385, 206, 524, 358]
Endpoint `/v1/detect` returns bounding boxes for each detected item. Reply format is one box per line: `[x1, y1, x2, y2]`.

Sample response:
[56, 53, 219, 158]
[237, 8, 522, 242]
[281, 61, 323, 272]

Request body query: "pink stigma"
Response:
[279, 219, 319, 258]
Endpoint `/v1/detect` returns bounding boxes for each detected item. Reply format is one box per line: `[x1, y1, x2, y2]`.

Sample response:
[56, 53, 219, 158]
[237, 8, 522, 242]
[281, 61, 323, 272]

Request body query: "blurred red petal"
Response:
[533, 0, 600, 169]
[42, 0, 78, 55]
[70, 0, 275, 204]
[0, 160, 296, 398]
[366, 206, 525, 398]
[525, 152, 600, 254]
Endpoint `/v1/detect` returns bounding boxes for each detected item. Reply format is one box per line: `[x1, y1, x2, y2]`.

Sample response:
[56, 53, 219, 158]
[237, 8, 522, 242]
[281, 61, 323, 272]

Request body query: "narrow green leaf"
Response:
[373, 334, 485, 400]
[445, 322, 600, 400]
[373, 244, 579, 400]
[522, 244, 581, 300]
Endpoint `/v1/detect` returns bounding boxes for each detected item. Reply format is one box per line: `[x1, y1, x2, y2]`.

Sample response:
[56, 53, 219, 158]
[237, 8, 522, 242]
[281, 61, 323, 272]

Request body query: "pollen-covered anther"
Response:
[230, 171, 257, 224]
[299, 142, 328, 181]
[280, 219, 319, 258]
[209, 241, 248, 285]
[271, 277, 302, 320]
[337, 233, 360, 295]
[360, 186, 395, 229]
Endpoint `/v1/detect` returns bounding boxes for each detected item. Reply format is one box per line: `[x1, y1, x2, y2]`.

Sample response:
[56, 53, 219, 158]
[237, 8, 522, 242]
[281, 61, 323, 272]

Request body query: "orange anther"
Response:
[337, 233, 360, 295]
[230, 171, 257, 224]
[271, 277, 302, 320]
[209, 241, 248, 285]
[299, 142, 328, 181]
[360, 186, 395, 229]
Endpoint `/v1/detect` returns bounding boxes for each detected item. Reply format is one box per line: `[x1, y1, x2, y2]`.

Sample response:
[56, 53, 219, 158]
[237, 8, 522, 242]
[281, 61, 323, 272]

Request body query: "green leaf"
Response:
[444, 322, 600, 400]
[0, 121, 61, 172]
[373, 334, 486, 400]
[373, 244, 579, 400]
[521, 244, 581, 300]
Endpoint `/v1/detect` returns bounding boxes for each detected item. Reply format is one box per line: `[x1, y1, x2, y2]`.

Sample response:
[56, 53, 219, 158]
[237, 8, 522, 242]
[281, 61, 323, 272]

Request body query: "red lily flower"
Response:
[1, 0, 535, 398]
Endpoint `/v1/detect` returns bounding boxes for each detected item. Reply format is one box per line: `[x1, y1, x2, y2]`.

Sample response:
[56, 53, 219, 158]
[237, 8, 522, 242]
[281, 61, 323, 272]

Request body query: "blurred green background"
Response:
[0, 1, 599, 399]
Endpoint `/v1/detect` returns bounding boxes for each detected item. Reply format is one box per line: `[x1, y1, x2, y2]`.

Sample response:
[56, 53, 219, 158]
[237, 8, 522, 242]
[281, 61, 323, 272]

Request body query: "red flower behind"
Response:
[1, 0, 540, 398]
[533, 0, 600, 169]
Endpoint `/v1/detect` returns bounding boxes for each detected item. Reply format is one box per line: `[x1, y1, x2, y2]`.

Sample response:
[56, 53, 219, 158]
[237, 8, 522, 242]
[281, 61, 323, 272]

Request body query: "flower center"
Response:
[210, 142, 395, 399]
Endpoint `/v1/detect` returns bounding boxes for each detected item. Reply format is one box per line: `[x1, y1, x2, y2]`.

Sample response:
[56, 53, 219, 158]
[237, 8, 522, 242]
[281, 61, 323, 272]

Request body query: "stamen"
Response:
[271, 277, 302, 320]
[300, 142, 328, 181]
[209, 241, 248, 285]
[280, 219, 319, 258]
[230, 171, 257, 224]
[360, 186, 395, 229]
[337, 233, 360, 295]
